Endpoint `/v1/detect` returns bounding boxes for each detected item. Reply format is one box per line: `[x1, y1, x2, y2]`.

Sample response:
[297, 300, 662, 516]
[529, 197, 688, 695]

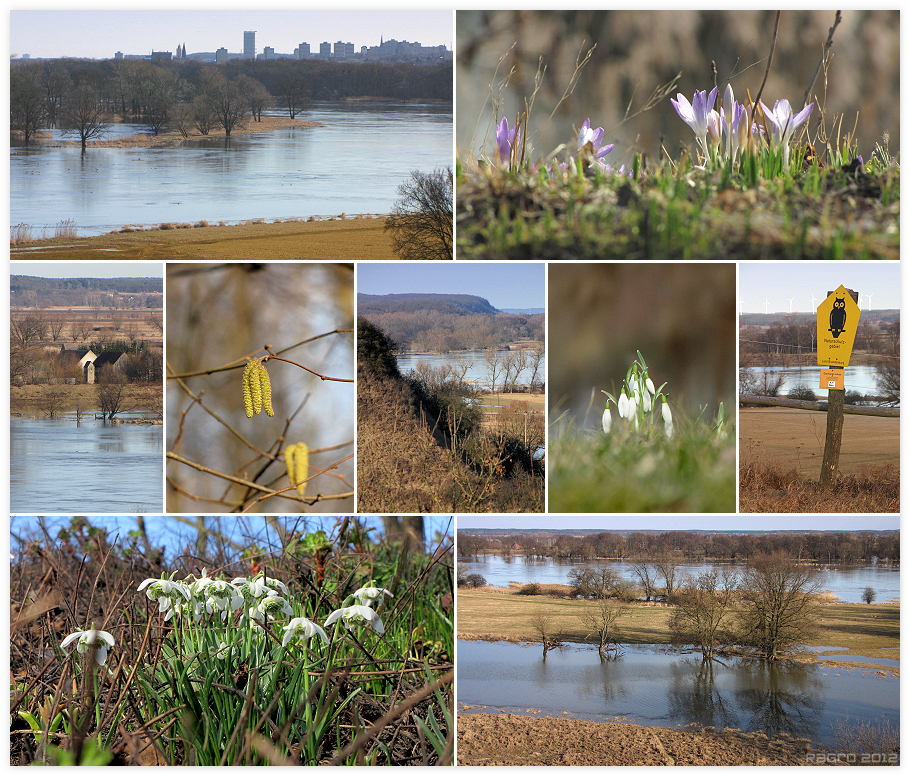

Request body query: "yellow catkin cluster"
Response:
[285, 442, 309, 497]
[242, 358, 274, 418]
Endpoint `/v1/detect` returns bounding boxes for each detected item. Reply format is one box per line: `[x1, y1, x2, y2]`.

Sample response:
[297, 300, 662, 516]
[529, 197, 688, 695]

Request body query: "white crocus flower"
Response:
[602, 405, 612, 433]
[353, 587, 393, 608]
[324, 605, 385, 634]
[61, 629, 115, 666]
[282, 616, 329, 647]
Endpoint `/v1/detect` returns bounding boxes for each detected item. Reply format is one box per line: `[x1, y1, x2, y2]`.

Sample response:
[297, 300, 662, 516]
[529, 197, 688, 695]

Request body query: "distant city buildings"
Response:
[15, 28, 451, 64]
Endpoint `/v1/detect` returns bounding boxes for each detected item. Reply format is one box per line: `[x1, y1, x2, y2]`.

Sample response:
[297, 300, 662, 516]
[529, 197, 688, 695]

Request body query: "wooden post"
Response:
[819, 366, 844, 488]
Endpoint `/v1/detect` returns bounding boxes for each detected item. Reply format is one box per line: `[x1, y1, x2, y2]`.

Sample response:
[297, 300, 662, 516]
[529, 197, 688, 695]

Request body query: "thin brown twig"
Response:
[262, 354, 355, 383]
[750, 10, 781, 124]
[803, 10, 842, 108]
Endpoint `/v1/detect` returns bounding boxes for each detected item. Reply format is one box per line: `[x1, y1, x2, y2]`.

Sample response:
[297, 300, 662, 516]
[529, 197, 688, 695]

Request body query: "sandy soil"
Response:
[457, 713, 822, 766]
[740, 407, 899, 476]
[10, 216, 396, 261]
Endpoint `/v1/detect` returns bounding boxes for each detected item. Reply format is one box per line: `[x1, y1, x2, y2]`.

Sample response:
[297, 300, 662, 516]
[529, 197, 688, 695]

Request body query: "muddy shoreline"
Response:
[457, 713, 825, 766]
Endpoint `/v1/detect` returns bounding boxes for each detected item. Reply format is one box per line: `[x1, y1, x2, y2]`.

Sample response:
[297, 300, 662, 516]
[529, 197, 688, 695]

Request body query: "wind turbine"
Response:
[738, 297, 743, 316]
[810, 292, 818, 310]
[787, 297, 795, 313]
[764, 297, 770, 314]
[867, 292, 874, 312]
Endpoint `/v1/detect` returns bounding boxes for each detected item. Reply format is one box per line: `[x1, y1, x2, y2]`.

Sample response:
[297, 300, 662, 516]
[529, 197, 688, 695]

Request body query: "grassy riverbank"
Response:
[456, 587, 899, 670]
[10, 216, 395, 260]
[11, 384, 161, 418]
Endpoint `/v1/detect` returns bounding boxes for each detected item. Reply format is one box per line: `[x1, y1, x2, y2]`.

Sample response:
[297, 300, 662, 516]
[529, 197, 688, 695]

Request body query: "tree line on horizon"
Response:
[458, 529, 900, 565]
[11, 56, 451, 148]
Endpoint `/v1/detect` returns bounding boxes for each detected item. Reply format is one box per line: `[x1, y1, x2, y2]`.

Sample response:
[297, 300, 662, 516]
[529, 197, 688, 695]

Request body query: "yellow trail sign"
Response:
[816, 285, 860, 368]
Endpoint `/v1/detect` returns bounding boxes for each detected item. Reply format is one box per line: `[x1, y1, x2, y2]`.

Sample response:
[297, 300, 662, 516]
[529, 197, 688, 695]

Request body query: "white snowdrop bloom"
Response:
[60, 629, 115, 666]
[324, 605, 385, 634]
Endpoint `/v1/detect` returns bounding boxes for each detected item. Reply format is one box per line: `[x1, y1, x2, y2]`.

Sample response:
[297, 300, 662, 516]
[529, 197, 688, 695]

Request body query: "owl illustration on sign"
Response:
[829, 296, 848, 338]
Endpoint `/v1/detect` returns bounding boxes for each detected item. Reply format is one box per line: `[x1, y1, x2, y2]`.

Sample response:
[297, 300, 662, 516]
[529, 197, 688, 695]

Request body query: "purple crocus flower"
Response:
[577, 118, 619, 173]
[759, 99, 814, 165]
[495, 116, 520, 165]
[670, 87, 718, 156]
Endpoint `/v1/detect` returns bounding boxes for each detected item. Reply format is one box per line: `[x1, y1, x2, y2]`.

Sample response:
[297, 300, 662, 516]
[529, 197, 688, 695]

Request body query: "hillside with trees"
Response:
[358, 293, 543, 352]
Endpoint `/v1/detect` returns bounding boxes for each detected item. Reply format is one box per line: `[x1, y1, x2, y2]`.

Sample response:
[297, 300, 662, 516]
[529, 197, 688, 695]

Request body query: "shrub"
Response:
[464, 573, 487, 588]
[518, 582, 540, 595]
[787, 384, 818, 401]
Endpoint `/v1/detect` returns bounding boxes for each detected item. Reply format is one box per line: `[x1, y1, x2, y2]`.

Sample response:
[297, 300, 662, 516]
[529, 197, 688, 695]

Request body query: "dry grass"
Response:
[740, 457, 899, 513]
[9, 218, 395, 260]
[357, 370, 544, 513]
[11, 384, 161, 417]
[456, 589, 900, 667]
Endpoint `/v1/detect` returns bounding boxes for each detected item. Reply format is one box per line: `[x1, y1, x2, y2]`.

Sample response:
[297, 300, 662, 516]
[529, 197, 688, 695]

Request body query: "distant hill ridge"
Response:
[358, 292, 499, 316]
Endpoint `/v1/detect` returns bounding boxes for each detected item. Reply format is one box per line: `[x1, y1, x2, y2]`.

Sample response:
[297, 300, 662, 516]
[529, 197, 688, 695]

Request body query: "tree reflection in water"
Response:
[666, 652, 823, 740]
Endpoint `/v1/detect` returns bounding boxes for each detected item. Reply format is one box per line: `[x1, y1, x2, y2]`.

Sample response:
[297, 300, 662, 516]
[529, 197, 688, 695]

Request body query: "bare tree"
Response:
[669, 567, 738, 661]
[47, 312, 67, 341]
[385, 167, 453, 261]
[11, 314, 48, 348]
[276, 71, 310, 119]
[61, 83, 108, 152]
[11, 63, 48, 144]
[581, 599, 627, 661]
[628, 559, 659, 601]
[528, 345, 545, 391]
[738, 552, 821, 660]
[484, 350, 502, 393]
[235, 74, 270, 122]
[531, 611, 561, 660]
[97, 367, 128, 420]
[862, 586, 877, 604]
[652, 552, 683, 601]
[213, 77, 248, 138]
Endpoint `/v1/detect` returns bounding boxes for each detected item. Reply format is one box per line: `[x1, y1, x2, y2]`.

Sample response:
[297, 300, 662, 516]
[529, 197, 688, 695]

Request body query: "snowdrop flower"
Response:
[248, 593, 294, 622]
[204, 580, 244, 613]
[617, 392, 630, 420]
[233, 573, 288, 601]
[495, 117, 520, 165]
[602, 405, 612, 433]
[670, 87, 718, 156]
[325, 605, 385, 635]
[759, 99, 814, 166]
[138, 576, 192, 620]
[61, 629, 115, 666]
[645, 377, 655, 396]
[353, 587, 393, 608]
[282, 616, 329, 647]
[661, 400, 674, 438]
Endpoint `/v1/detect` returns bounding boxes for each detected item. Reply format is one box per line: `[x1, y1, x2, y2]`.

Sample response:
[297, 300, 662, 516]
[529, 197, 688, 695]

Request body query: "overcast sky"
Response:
[11, 262, 163, 279]
[456, 514, 900, 531]
[357, 262, 545, 310]
[10, 10, 453, 60]
[739, 262, 900, 314]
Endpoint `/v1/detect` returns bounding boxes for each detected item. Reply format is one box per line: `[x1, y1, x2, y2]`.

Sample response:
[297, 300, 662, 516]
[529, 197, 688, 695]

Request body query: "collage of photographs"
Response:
[8, 8, 900, 768]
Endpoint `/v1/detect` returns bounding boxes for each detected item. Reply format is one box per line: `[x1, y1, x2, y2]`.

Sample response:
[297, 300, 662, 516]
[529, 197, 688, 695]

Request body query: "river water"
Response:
[10, 417, 163, 512]
[396, 350, 546, 390]
[742, 365, 884, 401]
[456, 555, 900, 604]
[457, 641, 899, 750]
[10, 102, 452, 236]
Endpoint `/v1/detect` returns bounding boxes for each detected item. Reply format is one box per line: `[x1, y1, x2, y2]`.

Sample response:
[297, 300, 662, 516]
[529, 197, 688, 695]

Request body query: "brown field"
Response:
[740, 407, 899, 476]
[10, 217, 396, 261]
[456, 587, 899, 668]
[11, 383, 161, 417]
[739, 407, 899, 512]
[457, 713, 825, 766]
[11, 307, 162, 349]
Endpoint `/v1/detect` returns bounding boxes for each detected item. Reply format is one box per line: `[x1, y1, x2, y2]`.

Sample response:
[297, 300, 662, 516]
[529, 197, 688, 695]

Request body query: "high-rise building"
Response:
[296, 42, 310, 58]
[244, 30, 256, 60]
[319, 41, 331, 58]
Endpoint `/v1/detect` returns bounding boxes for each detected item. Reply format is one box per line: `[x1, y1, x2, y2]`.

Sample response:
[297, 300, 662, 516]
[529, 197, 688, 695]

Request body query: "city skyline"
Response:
[10, 10, 453, 60]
